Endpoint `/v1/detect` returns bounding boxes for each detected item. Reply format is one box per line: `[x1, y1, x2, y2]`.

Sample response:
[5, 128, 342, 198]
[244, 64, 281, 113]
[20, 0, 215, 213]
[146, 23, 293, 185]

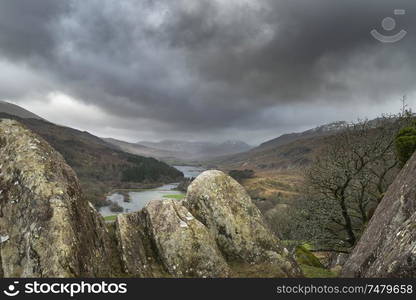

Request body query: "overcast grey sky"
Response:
[0, 0, 415, 144]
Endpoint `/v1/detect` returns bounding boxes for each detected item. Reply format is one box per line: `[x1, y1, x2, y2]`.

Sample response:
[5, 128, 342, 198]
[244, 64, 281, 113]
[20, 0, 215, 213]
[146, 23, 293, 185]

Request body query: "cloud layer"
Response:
[0, 0, 415, 143]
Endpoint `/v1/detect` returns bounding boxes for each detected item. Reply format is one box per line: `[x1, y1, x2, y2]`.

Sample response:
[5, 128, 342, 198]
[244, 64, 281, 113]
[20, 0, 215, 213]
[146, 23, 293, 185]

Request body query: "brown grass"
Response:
[240, 170, 303, 203]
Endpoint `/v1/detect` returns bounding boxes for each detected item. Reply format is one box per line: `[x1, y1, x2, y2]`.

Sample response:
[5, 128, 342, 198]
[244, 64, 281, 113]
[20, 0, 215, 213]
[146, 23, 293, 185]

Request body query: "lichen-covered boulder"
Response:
[115, 210, 167, 277]
[184, 170, 302, 277]
[116, 199, 230, 277]
[0, 119, 118, 277]
[342, 152, 416, 278]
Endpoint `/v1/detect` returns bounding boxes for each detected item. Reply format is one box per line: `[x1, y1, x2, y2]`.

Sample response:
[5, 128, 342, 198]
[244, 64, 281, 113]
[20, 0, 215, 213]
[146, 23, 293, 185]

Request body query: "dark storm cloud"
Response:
[0, 0, 415, 142]
[0, 0, 68, 59]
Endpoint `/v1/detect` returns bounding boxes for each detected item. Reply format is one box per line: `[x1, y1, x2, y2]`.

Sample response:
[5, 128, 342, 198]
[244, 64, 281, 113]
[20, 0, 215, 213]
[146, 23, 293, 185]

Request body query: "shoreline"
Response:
[104, 181, 181, 197]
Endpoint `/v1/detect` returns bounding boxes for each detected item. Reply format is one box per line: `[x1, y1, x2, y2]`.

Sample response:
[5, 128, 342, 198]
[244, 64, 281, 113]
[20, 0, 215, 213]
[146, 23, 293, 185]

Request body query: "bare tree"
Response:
[296, 116, 404, 252]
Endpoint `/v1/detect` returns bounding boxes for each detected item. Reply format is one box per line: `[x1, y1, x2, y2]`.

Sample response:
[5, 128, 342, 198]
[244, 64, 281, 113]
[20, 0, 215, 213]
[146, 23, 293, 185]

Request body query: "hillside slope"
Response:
[0, 100, 43, 120]
[208, 122, 347, 171]
[0, 113, 183, 206]
[211, 119, 394, 172]
[256, 121, 347, 151]
[137, 139, 252, 161]
[104, 138, 182, 161]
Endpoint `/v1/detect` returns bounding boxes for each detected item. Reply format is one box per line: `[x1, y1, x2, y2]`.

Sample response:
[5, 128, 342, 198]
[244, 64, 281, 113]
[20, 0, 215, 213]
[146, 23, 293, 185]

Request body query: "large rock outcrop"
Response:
[116, 171, 302, 278]
[116, 199, 230, 277]
[0, 119, 118, 277]
[342, 152, 416, 278]
[0, 119, 301, 278]
[184, 170, 301, 277]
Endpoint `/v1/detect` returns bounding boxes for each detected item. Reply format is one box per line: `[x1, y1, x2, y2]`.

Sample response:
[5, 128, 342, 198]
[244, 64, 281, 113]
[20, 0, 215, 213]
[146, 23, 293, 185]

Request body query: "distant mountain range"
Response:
[0, 99, 360, 179]
[104, 138, 181, 160]
[104, 138, 253, 163]
[256, 121, 348, 152]
[208, 121, 350, 171]
[139, 139, 252, 159]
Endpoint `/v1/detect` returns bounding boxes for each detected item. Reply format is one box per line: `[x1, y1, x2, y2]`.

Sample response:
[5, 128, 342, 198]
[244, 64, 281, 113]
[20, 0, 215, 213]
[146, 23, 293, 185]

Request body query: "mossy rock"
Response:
[395, 126, 416, 166]
[295, 245, 323, 268]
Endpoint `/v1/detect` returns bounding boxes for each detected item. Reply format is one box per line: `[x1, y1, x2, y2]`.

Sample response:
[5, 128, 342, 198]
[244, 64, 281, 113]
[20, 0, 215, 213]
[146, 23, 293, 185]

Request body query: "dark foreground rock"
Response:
[342, 152, 416, 278]
[0, 119, 117, 277]
[0, 119, 301, 278]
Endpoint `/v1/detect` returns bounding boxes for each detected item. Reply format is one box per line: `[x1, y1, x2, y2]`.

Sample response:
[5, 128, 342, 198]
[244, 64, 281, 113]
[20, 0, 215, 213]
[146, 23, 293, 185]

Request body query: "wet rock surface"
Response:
[342, 152, 416, 278]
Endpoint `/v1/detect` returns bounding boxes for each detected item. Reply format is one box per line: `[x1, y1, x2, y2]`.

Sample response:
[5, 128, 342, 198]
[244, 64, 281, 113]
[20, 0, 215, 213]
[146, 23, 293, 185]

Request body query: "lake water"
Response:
[99, 183, 182, 217]
[99, 165, 205, 217]
[173, 165, 206, 179]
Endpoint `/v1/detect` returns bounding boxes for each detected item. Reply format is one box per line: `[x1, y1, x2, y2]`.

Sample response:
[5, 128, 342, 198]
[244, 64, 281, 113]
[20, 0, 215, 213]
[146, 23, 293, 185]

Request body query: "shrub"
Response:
[395, 126, 416, 166]
[109, 201, 123, 213]
[295, 245, 323, 268]
[121, 155, 183, 182]
[176, 178, 194, 192]
[228, 169, 255, 182]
